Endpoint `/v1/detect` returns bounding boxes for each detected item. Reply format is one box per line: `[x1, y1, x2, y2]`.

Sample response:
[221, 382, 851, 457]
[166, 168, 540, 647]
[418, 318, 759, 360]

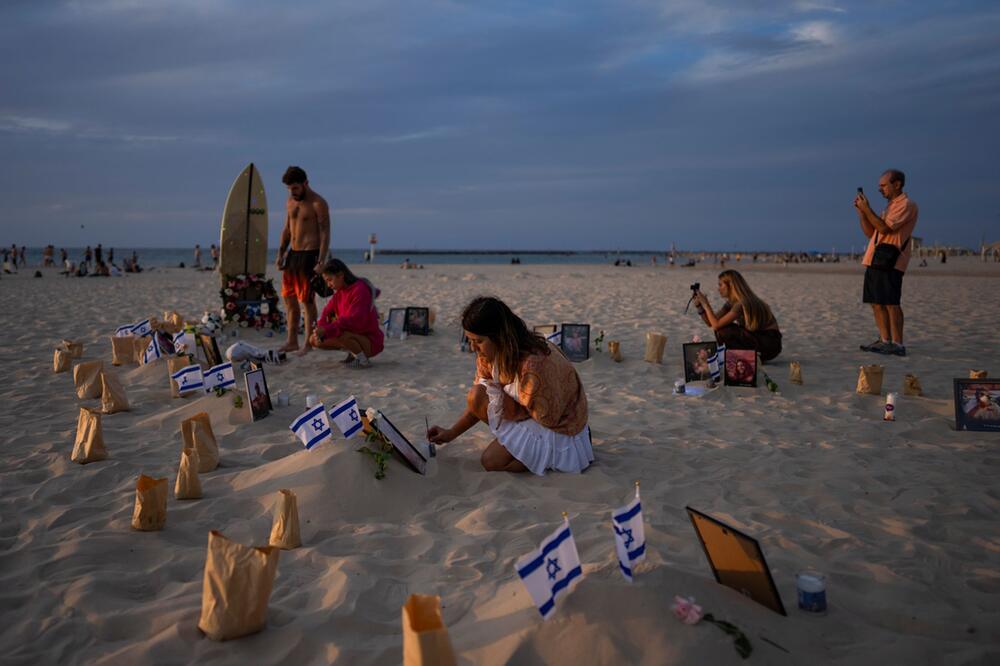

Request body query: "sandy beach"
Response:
[1, 259, 998, 665]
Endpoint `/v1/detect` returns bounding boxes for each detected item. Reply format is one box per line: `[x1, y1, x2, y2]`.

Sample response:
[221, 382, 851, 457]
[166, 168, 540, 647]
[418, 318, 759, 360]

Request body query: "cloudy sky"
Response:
[1, 0, 997, 251]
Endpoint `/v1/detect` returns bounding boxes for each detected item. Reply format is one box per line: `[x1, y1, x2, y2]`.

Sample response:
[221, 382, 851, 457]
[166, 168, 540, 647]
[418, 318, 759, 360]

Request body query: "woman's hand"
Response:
[427, 425, 455, 444]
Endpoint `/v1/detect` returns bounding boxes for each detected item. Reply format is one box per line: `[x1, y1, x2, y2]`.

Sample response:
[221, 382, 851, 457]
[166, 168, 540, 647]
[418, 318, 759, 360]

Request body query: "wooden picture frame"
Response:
[197, 334, 223, 367]
[954, 379, 1000, 432]
[560, 323, 590, 362]
[724, 348, 758, 388]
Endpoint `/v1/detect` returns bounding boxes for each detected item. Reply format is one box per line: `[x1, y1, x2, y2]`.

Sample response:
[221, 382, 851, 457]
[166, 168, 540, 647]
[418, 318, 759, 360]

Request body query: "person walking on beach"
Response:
[194, 244, 202, 268]
[276, 166, 330, 356]
[210, 243, 219, 270]
[855, 169, 918, 356]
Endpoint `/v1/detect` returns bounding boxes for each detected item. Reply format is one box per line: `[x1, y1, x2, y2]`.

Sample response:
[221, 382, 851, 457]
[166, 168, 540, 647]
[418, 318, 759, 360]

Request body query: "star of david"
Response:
[546, 557, 561, 581]
[348, 409, 358, 422]
[181, 377, 189, 386]
[614, 524, 635, 550]
[311, 418, 325, 431]
[216, 372, 224, 382]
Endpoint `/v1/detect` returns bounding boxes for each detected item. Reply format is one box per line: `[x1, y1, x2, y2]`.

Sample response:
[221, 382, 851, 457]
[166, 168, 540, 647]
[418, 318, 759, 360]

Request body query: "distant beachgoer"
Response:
[855, 169, 918, 357]
[308, 258, 383, 369]
[108, 248, 114, 264]
[60, 248, 67, 264]
[427, 296, 594, 475]
[694, 270, 782, 362]
[43, 245, 54, 267]
[277, 166, 330, 356]
[95, 244, 103, 264]
[84, 246, 92, 263]
[210, 243, 219, 269]
[194, 244, 202, 268]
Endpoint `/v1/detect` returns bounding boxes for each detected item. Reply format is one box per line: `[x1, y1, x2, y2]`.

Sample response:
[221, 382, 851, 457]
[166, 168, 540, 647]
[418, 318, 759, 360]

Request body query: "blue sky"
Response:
[1, 0, 998, 251]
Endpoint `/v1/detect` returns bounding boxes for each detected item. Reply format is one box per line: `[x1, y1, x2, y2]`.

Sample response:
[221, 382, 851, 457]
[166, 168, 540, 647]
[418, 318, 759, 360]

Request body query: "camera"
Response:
[690, 282, 700, 293]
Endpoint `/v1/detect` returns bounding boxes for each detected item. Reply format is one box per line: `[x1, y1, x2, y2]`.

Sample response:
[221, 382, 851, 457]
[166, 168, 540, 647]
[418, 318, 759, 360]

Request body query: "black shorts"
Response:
[862, 266, 904, 305]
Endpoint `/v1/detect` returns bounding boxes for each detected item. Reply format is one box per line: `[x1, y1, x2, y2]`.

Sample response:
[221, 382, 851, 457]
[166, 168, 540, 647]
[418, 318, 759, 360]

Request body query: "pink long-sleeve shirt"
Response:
[316, 280, 384, 357]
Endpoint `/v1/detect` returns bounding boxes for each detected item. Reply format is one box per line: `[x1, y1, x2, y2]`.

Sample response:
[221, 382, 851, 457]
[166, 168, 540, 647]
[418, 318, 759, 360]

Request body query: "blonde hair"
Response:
[718, 270, 774, 332]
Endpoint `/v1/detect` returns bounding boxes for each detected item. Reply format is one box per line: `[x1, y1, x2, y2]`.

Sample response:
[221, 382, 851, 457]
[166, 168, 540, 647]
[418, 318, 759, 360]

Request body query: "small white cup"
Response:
[306, 394, 318, 408]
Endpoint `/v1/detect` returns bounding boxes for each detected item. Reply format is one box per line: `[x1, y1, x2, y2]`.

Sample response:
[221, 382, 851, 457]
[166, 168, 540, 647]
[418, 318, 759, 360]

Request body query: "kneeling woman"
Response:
[428, 297, 594, 474]
[694, 269, 782, 362]
[308, 258, 384, 368]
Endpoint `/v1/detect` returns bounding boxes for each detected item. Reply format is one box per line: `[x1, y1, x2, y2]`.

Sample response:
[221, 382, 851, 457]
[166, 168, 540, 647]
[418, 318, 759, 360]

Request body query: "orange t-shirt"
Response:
[862, 193, 918, 272]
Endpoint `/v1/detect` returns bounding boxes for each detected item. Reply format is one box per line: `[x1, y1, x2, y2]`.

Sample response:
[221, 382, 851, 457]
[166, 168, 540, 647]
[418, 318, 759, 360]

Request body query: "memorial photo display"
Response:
[953, 379, 1000, 432]
[560, 323, 590, 362]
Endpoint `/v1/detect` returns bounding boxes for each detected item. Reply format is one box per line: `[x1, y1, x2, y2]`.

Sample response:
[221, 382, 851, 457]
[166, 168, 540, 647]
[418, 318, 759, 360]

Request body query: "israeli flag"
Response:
[171, 364, 205, 394]
[612, 484, 647, 582]
[546, 330, 562, 346]
[515, 517, 583, 620]
[114, 324, 134, 337]
[131, 319, 152, 337]
[172, 331, 196, 354]
[707, 343, 725, 383]
[142, 335, 162, 364]
[289, 404, 332, 450]
[329, 395, 363, 439]
[202, 362, 235, 392]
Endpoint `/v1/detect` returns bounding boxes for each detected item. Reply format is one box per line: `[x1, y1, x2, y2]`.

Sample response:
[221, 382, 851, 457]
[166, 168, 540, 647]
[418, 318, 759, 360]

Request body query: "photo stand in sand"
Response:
[953, 378, 1000, 432]
[386, 308, 406, 338]
[560, 323, 590, 362]
[686, 506, 786, 615]
[376, 411, 428, 475]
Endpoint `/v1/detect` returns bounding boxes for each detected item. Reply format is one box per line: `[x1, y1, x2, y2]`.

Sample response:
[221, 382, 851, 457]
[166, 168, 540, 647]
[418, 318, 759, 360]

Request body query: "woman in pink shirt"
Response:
[308, 258, 384, 368]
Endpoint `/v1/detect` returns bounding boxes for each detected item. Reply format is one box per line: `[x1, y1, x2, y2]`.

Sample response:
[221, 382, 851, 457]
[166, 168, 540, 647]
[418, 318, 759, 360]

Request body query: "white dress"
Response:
[480, 372, 594, 476]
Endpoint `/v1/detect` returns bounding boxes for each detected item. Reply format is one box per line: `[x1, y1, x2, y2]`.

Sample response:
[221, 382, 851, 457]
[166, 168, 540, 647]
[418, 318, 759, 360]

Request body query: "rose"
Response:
[224, 288, 233, 296]
[240, 320, 248, 327]
[226, 302, 236, 310]
[671, 596, 703, 625]
[365, 407, 378, 422]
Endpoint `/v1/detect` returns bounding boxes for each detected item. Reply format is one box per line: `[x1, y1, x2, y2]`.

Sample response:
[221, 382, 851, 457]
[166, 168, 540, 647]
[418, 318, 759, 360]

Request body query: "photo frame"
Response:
[954, 379, 1000, 432]
[533, 324, 559, 335]
[683, 341, 718, 383]
[386, 308, 407, 338]
[686, 506, 787, 616]
[155, 330, 176, 356]
[244, 368, 272, 422]
[404, 307, 430, 336]
[376, 410, 427, 474]
[197, 334, 223, 367]
[724, 348, 758, 387]
[559, 323, 590, 362]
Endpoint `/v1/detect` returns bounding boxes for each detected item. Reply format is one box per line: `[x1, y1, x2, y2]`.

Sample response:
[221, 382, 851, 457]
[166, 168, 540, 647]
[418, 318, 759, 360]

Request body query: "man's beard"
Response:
[292, 193, 304, 201]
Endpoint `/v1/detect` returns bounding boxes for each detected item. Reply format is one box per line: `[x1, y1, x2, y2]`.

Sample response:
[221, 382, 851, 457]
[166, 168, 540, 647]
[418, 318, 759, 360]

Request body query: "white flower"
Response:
[239, 320, 248, 327]
[260, 303, 270, 315]
[224, 288, 233, 296]
[365, 407, 377, 422]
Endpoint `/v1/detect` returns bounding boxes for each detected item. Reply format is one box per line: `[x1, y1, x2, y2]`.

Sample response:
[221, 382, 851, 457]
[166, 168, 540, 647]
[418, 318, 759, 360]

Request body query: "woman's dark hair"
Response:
[321, 257, 358, 285]
[282, 166, 308, 185]
[462, 296, 550, 382]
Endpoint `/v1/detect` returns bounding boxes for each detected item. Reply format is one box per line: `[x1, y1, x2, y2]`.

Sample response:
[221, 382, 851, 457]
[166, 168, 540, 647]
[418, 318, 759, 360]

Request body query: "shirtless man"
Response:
[277, 166, 330, 355]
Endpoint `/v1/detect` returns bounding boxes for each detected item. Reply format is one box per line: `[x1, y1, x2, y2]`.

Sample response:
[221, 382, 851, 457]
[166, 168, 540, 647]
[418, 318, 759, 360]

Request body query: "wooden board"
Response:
[218, 163, 268, 278]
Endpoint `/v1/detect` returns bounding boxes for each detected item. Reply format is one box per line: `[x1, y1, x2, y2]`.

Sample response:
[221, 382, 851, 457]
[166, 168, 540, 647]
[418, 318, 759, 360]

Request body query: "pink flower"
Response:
[692, 335, 702, 343]
[671, 596, 703, 625]
[226, 302, 236, 310]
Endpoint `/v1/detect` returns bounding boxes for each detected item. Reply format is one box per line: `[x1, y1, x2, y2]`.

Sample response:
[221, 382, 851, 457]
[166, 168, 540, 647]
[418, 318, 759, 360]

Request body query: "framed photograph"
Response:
[683, 341, 718, 383]
[724, 348, 758, 387]
[560, 323, 590, 362]
[533, 324, 559, 335]
[386, 308, 407, 338]
[376, 411, 427, 474]
[459, 331, 475, 353]
[686, 506, 787, 616]
[197, 334, 223, 367]
[244, 368, 272, 421]
[405, 307, 430, 336]
[155, 331, 176, 356]
[954, 379, 1000, 432]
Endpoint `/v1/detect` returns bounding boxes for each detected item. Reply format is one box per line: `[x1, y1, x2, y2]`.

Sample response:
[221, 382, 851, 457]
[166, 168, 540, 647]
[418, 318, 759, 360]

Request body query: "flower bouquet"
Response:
[219, 273, 285, 331]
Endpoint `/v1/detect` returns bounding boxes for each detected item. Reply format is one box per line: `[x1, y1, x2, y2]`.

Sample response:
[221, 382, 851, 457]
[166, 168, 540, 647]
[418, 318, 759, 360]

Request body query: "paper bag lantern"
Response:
[162, 311, 184, 334]
[856, 365, 884, 395]
[132, 336, 148, 364]
[131, 474, 168, 531]
[111, 335, 135, 366]
[903, 374, 923, 397]
[970, 369, 988, 379]
[54, 349, 71, 373]
[644, 332, 667, 364]
[198, 531, 280, 641]
[789, 361, 803, 385]
[402, 594, 457, 666]
[175, 448, 202, 500]
[607, 340, 623, 362]
[71, 407, 107, 464]
[73, 360, 104, 399]
[268, 489, 302, 549]
[167, 356, 190, 398]
[61, 339, 83, 358]
[100, 370, 130, 414]
[182, 412, 219, 472]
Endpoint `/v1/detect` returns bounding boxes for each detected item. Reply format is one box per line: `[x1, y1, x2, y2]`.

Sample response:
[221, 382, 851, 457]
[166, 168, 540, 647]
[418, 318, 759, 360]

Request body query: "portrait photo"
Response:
[683, 341, 718, 383]
[724, 348, 758, 387]
[245, 368, 272, 421]
[197, 333, 223, 367]
[405, 307, 430, 336]
[533, 324, 559, 335]
[954, 379, 1000, 432]
[560, 323, 590, 362]
[386, 308, 406, 338]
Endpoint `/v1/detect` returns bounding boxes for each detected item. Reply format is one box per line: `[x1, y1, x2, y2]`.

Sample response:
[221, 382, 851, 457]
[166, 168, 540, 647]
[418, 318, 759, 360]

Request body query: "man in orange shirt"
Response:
[854, 169, 918, 356]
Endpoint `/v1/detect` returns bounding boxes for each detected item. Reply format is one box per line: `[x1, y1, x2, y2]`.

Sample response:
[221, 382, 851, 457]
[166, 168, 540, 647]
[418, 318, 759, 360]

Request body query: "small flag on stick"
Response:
[612, 481, 647, 582]
[515, 514, 583, 619]
[289, 404, 332, 450]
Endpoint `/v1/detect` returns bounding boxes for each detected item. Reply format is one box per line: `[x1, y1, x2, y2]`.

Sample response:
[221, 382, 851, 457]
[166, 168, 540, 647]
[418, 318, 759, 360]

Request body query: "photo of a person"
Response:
[245, 368, 272, 421]
[405, 307, 430, 335]
[954, 380, 1000, 432]
[683, 342, 718, 383]
[387, 308, 406, 338]
[724, 349, 757, 387]
[560, 324, 590, 362]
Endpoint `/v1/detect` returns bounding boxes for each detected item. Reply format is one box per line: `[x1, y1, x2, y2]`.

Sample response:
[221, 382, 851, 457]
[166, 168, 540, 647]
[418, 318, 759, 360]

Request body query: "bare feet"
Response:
[294, 343, 312, 357]
[278, 341, 299, 353]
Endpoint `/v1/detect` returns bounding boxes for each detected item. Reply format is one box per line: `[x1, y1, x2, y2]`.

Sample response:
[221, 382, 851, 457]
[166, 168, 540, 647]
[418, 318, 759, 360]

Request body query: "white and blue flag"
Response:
[114, 324, 134, 337]
[546, 330, 562, 346]
[329, 395, 363, 439]
[202, 362, 235, 392]
[170, 364, 205, 394]
[611, 484, 647, 582]
[172, 330, 196, 354]
[142, 335, 162, 364]
[515, 517, 583, 620]
[131, 319, 152, 337]
[289, 404, 332, 450]
[708, 343, 725, 383]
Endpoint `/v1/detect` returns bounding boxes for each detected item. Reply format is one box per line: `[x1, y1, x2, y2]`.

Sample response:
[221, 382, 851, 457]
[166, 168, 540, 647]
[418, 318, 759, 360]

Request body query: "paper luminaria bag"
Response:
[132, 336, 148, 364]
[60, 339, 83, 358]
[181, 412, 219, 472]
[53, 349, 71, 373]
[175, 448, 202, 500]
[111, 335, 135, 366]
[100, 370, 130, 414]
[268, 489, 301, 549]
[789, 361, 803, 385]
[644, 332, 667, 363]
[402, 594, 458, 666]
[72, 407, 107, 464]
[903, 373, 923, 397]
[856, 364, 884, 395]
[131, 474, 168, 531]
[607, 340, 623, 362]
[198, 530, 280, 641]
[167, 356, 190, 399]
[73, 360, 104, 400]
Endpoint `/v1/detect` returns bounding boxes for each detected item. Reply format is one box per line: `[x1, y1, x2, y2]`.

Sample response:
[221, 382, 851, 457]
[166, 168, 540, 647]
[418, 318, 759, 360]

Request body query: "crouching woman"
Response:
[308, 258, 384, 368]
[428, 296, 594, 474]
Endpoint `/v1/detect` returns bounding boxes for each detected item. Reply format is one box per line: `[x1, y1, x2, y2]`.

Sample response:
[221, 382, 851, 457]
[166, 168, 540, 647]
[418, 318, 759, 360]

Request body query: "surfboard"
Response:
[218, 163, 268, 278]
